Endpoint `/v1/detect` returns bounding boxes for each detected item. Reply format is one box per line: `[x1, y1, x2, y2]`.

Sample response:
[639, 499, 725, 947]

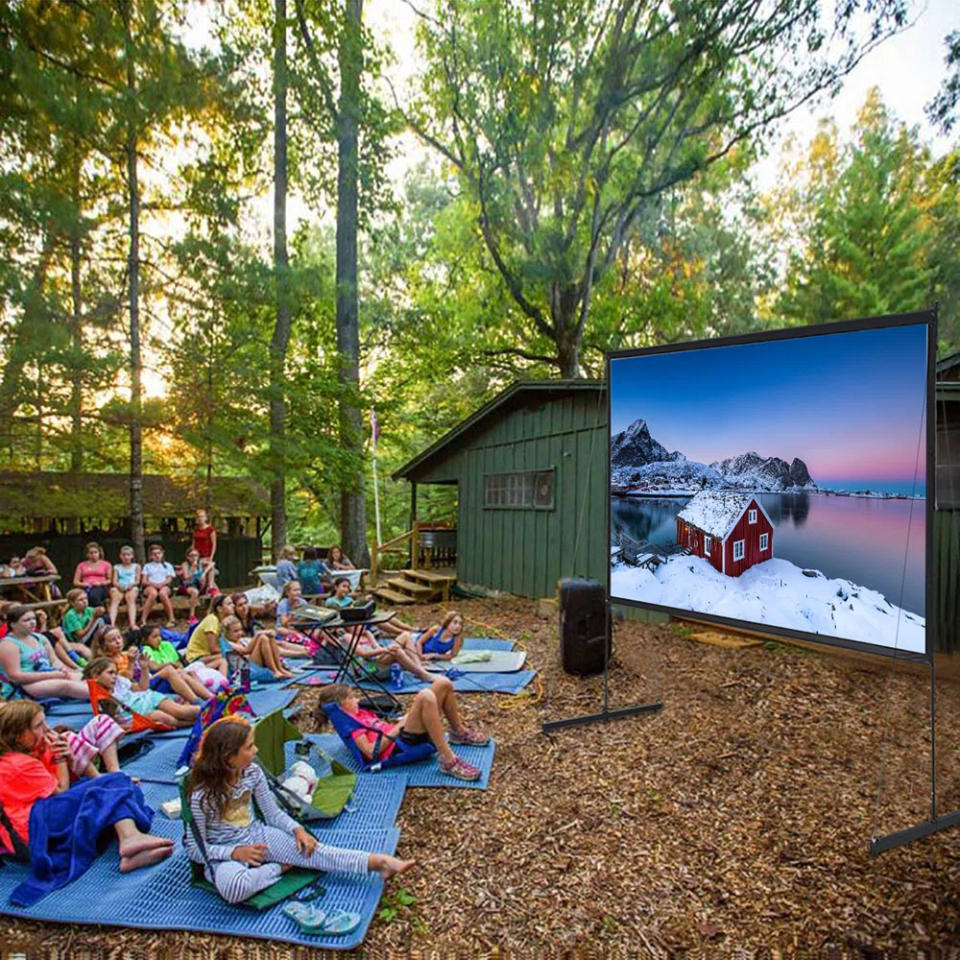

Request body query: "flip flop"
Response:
[282, 901, 361, 936]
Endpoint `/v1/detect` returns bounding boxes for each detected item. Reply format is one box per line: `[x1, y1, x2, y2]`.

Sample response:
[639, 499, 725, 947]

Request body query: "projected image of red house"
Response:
[676, 492, 773, 577]
[608, 316, 931, 658]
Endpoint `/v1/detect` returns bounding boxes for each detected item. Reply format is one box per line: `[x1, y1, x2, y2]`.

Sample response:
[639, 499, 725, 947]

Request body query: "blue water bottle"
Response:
[389, 663, 403, 691]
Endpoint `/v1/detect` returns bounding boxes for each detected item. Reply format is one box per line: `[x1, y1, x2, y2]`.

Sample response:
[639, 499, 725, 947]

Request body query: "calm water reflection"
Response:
[611, 491, 926, 615]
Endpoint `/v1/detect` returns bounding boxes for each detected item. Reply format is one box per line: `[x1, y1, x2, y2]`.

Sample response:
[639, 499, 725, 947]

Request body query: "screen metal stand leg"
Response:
[541, 601, 663, 733]
[870, 661, 960, 855]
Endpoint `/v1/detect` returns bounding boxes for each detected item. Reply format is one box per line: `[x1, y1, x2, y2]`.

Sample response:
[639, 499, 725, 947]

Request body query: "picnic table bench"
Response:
[0, 574, 61, 603]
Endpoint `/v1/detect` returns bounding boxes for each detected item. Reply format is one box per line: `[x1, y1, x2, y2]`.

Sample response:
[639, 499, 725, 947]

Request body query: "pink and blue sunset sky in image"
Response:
[609, 321, 930, 495]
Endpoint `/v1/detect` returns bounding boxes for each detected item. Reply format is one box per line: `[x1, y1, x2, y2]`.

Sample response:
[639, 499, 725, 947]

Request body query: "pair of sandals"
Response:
[282, 901, 361, 936]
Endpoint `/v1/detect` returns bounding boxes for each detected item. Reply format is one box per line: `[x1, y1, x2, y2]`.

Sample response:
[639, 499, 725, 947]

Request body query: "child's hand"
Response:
[293, 827, 317, 857]
[231, 844, 269, 865]
[45, 730, 71, 762]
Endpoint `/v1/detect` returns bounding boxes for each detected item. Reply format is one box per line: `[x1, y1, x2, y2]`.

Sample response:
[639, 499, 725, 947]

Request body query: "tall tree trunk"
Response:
[269, 0, 291, 560]
[336, 0, 368, 566]
[68, 130, 83, 473]
[123, 3, 145, 563]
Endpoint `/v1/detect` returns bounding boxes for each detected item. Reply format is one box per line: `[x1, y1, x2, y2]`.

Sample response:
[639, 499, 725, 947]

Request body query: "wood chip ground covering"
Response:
[3, 597, 960, 957]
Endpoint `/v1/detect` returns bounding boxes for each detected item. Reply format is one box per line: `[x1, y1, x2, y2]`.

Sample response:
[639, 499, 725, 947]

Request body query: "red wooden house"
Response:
[675, 492, 774, 577]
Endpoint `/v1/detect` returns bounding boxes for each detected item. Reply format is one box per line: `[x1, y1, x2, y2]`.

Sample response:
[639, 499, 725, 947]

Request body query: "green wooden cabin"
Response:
[0, 471, 267, 589]
[397, 373, 960, 653]
[394, 380, 607, 599]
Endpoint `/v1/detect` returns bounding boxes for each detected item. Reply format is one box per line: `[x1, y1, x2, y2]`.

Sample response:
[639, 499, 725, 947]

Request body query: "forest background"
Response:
[0, 0, 957, 564]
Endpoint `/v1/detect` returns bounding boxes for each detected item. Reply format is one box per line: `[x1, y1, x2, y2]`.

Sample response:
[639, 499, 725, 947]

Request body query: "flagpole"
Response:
[371, 409, 382, 548]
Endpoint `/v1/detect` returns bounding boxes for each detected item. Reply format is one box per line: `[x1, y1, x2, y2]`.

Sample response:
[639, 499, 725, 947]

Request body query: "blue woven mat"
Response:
[291, 733, 495, 790]
[120, 731, 191, 784]
[0, 823, 400, 951]
[42, 699, 95, 721]
[245, 686, 300, 715]
[296, 669, 535, 695]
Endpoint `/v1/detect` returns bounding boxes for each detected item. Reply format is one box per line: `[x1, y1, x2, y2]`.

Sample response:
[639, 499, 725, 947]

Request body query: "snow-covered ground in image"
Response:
[611, 555, 925, 654]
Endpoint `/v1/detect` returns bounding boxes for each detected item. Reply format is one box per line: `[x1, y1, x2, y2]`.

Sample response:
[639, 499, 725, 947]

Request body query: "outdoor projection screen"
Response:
[608, 311, 935, 661]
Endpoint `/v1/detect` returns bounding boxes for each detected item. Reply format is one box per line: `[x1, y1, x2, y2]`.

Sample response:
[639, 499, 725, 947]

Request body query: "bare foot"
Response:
[378, 856, 416, 880]
[120, 844, 173, 872]
[118, 833, 175, 858]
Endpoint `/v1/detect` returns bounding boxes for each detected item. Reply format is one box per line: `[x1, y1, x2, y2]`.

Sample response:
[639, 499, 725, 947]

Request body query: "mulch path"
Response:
[3, 596, 960, 956]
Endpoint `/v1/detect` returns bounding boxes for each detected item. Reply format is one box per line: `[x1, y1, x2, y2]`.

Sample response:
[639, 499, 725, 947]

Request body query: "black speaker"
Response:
[558, 578, 609, 676]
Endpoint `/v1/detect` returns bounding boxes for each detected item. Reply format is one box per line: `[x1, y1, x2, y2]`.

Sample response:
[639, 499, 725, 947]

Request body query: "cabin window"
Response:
[748, 509, 757, 524]
[704, 536, 711, 556]
[759, 533, 769, 551]
[733, 539, 745, 561]
[483, 469, 555, 510]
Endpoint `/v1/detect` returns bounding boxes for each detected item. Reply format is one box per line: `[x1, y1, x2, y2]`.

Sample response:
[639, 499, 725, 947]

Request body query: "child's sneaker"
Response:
[449, 728, 490, 746]
[438, 755, 481, 781]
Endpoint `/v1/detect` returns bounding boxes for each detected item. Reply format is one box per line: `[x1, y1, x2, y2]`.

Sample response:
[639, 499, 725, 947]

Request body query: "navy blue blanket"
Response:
[11, 773, 154, 907]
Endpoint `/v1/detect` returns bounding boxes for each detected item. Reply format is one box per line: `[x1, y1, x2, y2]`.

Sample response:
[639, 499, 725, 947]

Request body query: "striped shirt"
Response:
[185, 763, 367, 875]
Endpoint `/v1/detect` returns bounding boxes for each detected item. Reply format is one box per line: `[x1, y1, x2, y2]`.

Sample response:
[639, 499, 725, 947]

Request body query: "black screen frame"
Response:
[606, 309, 937, 663]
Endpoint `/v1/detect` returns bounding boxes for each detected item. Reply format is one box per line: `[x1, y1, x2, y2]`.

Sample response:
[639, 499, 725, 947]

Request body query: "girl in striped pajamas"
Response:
[184, 718, 414, 904]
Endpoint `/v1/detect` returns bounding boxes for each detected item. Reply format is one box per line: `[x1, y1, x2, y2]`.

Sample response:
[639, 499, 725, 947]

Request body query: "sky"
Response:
[609, 321, 930, 494]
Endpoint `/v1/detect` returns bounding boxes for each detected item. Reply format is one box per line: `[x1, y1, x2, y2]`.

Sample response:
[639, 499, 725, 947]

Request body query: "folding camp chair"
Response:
[178, 778, 321, 909]
[321, 702, 436, 773]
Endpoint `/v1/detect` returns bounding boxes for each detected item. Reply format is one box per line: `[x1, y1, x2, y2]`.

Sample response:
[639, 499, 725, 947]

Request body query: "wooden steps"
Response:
[372, 586, 415, 606]
[371, 569, 456, 605]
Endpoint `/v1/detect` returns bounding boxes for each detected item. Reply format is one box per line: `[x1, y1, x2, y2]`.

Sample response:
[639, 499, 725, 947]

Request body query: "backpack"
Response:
[177, 689, 256, 768]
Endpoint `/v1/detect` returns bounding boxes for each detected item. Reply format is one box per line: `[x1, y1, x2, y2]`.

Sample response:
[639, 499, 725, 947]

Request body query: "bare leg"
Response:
[124, 588, 138, 629]
[70, 640, 93, 660]
[379, 643, 433, 682]
[140, 587, 158, 625]
[154, 664, 203, 702]
[185, 586, 199, 620]
[99, 739, 121, 773]
[158, 587, 175, 623]
[177, 669, 213, 700]
[22, 678, 90, 700]
[399, 688, 457, 764]
[108, 588, 122, 626]
[277, 640, 310, 658]
[430, 675, 466, 731]
[158, 699, 201, 723]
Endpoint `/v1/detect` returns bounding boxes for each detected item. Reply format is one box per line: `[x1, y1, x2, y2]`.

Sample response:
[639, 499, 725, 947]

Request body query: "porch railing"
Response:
[369, 522, 457, 587]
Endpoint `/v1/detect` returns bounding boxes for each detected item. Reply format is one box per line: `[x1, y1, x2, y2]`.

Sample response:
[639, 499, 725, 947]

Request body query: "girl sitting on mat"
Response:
[0, 701, 173, 905]
[0, 606, 89, 701]
[0, 698, 125, 778]
[394, 611, 466, 666]
[95, 627, 208, 703]
[316, 676, 488, 781]
[274, 581, 322, 655]
[138, 624, 225, 697]
[83, 658, 201, 728]
[184, 717, 415, 904]
[218, 616, 294, 681]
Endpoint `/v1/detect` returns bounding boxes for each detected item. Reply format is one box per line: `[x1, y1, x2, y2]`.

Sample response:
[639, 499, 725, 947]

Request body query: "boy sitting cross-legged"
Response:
[315, 677, 489, 781]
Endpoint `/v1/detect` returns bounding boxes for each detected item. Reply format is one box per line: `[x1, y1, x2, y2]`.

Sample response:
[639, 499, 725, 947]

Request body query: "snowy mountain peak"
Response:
[710, 451, 817, 492]
[610, 418, 683, 470]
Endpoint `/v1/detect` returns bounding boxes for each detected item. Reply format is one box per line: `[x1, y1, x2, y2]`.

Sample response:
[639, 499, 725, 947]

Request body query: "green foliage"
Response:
[771, 89, 960, 349]
[377, 884, 416, 923]
[408, 0, 911, 376]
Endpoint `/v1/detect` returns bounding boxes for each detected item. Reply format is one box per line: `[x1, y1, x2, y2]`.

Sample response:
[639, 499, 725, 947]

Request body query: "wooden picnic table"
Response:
[0, 573, 60, 603]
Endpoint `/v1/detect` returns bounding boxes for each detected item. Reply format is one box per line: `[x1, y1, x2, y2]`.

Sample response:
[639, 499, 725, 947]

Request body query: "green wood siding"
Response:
[409, 390, 607, 599]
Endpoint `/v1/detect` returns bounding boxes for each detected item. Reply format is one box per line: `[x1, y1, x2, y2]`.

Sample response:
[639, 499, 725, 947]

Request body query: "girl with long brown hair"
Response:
[184, 718, 414, 904]
[0, 700, 172, 904]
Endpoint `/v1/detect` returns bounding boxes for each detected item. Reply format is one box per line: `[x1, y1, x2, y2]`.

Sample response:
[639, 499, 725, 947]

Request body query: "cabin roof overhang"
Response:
[393, 379, 605, 482]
